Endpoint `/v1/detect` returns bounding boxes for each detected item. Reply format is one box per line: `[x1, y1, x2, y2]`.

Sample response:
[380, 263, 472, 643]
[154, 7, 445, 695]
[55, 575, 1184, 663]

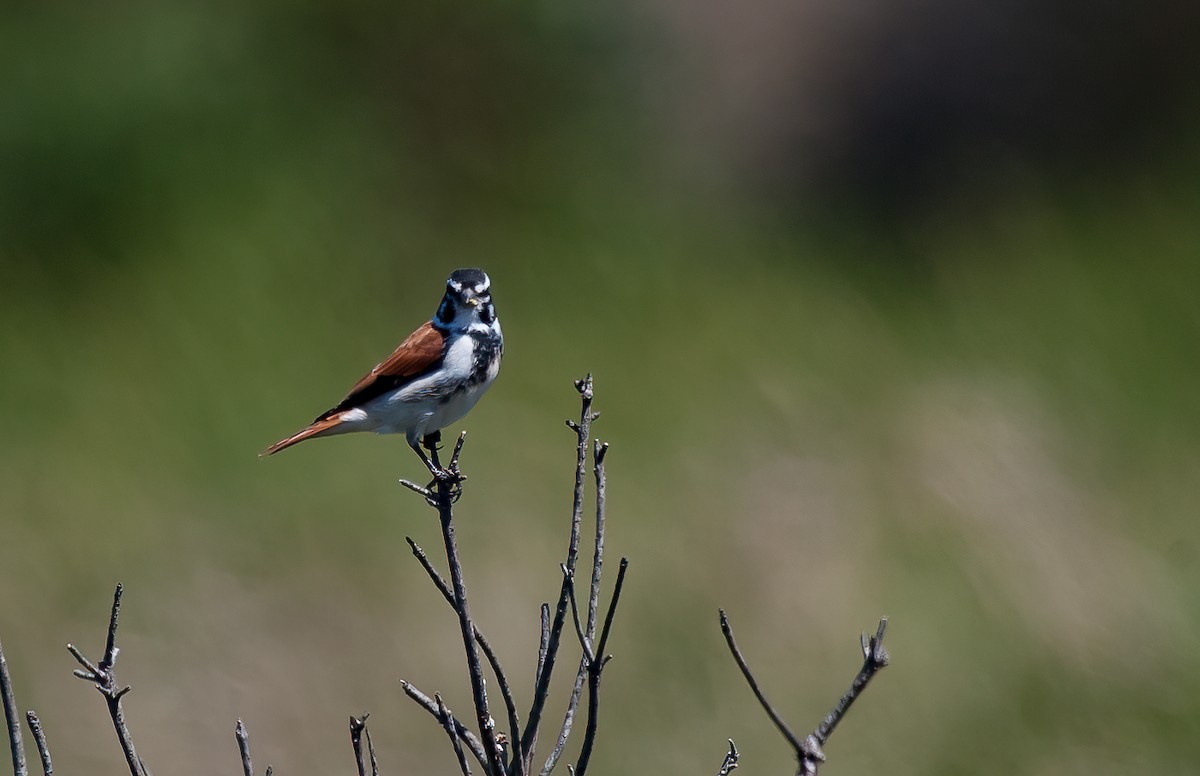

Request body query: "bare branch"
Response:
[572, 559, 628, 776]
[562, 568, 593, 665]
[399, 680, 487, 771]
[431, 444, 503, 775]
[23, 713, 51, 776]
[595, 559, 628, 661]
[715, 740, 739, 776]
[398, 479, 435, 505]
[402, 432, 503, 775]
[349, 714, 371, 776]
[521, 376, 596, 769]
[436, 694, 472, 776]
[404, 538, 523, 776]
[365, 727, 379, 776]
[235, 719, 254, 776]
[67, 584, 148, 776]
[812, 619, 890, 748]
[534, 604, 550, 693]
[101, 585, 123, 671]
[1, 639, 28, 776]
[585, 441, 609, 637]
[547, 442, 623, 776]
[718, 610, 806, 754]
[539, 668, 585, 776]
[721, 612, 891, 775]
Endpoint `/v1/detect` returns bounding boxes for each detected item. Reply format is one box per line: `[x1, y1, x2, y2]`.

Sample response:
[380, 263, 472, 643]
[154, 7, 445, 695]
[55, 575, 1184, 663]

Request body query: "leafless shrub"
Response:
[0, 375, 889, 776]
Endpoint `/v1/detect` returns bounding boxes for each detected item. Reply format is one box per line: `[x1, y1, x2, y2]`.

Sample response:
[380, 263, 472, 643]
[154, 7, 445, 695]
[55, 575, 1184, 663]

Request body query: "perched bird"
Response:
[262, 268, 503, 477]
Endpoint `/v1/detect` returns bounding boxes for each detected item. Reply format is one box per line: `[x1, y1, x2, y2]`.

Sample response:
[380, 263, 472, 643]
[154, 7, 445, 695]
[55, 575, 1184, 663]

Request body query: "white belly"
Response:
[359, 331, 500, 444]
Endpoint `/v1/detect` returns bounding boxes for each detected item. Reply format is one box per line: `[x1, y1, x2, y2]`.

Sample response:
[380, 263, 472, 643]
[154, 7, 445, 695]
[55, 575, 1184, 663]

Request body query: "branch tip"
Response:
[25, 710, 53, 776]
[716, 739, 739, 776]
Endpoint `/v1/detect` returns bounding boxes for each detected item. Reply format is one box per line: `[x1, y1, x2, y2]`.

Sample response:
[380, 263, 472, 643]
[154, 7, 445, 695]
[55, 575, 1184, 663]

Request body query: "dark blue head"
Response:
[436, 268, 496, 328]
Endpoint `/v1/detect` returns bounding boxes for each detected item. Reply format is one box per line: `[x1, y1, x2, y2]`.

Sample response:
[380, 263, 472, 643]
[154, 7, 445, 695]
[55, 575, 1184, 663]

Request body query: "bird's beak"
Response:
[466, 297, 481, 307]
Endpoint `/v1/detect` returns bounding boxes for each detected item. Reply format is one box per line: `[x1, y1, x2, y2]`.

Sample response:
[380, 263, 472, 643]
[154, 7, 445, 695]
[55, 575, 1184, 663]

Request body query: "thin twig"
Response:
[572, 558, 627, 776]
[405, 538, 523, 776]
[540, 667, 585, 776]
[365, 726, 379, 776]
[534, 604, 550, 692]
[437, 694, 472, 776]
[350, 714, 370, 776]
[715, 740, 739, 776]
[543, 440, 612, 776]
[721, 612, 891, 776]
[562, 568, 593, 664]
[235, 719, 254, 776]
[101, 586, 122, 671]
[0, 640, 28, 776]
[398, 479, 436, 505]
[67, 584, 147, 776]
[812, 619, 890, 747]
[585, 442, 609, 637]
[718, 610, 806, 754]
[423, 433, 504, 776]
[564, 376, 595, 578]
[595, 559, 628, 661]
[23, 713, 51, 776]
[399, 680, 488, 771]
[520, 376, 595, 769]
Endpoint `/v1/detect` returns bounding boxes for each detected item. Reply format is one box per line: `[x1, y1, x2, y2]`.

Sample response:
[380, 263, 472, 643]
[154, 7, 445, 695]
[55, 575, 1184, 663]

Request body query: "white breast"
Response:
[362, 329, 500, 444]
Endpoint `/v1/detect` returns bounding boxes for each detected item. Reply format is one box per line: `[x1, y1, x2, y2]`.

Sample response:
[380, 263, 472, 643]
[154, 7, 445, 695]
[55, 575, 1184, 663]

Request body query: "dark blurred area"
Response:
[652, 0, 1200, 214]
[2, 2, 1199, 775]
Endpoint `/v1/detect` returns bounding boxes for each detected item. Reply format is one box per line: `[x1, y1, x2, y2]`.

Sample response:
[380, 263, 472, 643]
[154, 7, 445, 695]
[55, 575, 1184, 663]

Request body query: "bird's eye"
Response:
[479, 302, 494, 324]
[436, 299, 454, 324]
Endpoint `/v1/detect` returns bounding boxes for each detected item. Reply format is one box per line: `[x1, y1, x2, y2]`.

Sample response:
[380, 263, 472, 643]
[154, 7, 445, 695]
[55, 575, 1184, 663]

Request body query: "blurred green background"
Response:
[3, 2, 1200, 774]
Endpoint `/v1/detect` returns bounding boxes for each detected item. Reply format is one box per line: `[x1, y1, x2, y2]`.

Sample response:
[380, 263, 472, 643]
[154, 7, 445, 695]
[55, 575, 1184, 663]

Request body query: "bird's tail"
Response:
[260, 414, 349, 456]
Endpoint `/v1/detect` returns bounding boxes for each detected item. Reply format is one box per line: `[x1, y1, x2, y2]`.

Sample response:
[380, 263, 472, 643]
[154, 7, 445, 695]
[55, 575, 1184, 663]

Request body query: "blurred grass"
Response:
[3, 2, 1200, 775]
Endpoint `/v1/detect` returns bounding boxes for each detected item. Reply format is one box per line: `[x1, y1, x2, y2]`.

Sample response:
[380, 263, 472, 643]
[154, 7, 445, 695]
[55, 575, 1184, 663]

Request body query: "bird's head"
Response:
[436, 268, 496, 329]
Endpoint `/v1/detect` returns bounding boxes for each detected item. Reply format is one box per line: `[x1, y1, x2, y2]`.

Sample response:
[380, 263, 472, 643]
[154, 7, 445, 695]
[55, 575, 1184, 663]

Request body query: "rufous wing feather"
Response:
[317, 321, 448, 419]
[261, 321, 449, 456]
[260, 414, 349, 456]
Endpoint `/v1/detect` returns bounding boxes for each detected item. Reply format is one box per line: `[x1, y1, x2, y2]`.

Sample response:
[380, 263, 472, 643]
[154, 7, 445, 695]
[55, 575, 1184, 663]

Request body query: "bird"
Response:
[262, 268, 503, 478]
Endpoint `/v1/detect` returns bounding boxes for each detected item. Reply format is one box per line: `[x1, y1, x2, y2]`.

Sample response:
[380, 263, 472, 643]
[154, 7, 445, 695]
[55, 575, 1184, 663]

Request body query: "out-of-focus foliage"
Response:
[2, 2, 1199, 774]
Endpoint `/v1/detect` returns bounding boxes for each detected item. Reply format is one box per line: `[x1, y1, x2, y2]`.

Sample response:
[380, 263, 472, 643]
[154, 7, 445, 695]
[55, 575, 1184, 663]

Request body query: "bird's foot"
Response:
[425, 464, 466, 502]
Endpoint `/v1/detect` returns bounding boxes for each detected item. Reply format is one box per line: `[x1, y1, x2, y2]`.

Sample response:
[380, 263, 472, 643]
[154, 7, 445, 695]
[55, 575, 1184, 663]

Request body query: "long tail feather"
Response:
[260, 414, 347, 456]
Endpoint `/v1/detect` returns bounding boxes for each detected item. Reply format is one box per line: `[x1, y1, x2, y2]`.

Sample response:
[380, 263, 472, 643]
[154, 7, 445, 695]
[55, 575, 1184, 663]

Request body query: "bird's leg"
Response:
[409, 438, 443, 481]
[423, 430, 444, 471]
[421, 430, 466, 501]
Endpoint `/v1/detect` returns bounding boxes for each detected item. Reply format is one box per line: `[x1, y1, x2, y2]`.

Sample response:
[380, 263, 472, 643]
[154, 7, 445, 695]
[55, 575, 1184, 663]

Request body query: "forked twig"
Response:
[66, 584, 148, 776]
[545, 438, 623, 776]
[812, 619, 890, 749]
[720, 611, 890, 775]
[401, 432, 505, 776]
[520, 377, 596, 770]
[401, 376, 627, 776]
[570, 558, 628, 776]
[399, 680, 488, 771]
[405, 537, 523, 776]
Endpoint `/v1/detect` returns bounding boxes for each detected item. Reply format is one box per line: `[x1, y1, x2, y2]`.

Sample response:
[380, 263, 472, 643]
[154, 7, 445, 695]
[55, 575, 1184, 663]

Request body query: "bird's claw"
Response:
[424, 466, 466, 502]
